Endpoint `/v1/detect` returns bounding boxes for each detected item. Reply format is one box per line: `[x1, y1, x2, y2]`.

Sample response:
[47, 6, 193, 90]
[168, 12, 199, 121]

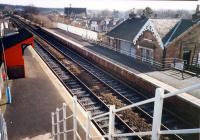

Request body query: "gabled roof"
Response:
[162, 19, 199, 46]
[106, 17, 148, 42]
[0, 28, 33, 52]
[150, 19, 179, 39]
[106, 17, 200, 48]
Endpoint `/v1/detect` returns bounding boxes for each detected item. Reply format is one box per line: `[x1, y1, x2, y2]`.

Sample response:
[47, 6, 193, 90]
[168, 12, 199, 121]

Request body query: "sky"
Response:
[0, 0, 199, 11]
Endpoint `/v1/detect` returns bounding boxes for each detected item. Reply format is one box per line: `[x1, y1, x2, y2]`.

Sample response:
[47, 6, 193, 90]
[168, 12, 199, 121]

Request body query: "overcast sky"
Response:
[0, 0, 198, 11]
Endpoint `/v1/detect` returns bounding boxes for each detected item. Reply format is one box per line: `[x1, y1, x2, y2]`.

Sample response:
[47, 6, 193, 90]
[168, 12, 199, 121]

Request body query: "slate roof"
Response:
[106, 17, 148, 42]
[106, 17, 199, 48]
[162, 19, 199, 45]
[0, 27, 33, 52]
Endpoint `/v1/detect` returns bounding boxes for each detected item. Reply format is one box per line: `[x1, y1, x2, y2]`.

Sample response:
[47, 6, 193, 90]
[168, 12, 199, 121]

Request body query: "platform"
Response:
[45, 28, 200, 106]
[4, 46, 102, 140]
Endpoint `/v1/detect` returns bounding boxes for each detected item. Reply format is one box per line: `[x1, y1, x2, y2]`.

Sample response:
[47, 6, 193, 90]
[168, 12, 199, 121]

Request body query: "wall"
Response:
[4, 37, 34, 79]
[57, 23, 98, 41]
[136, 31, 163, 63]
[104, 31, 163, 63]
[166, 24, 200, 64]
[5, 37, 34, 67]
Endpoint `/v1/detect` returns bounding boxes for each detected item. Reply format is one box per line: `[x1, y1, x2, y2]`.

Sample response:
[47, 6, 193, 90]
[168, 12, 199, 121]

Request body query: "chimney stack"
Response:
[129, 8, 137, 19]
[196, 5, 200, 13]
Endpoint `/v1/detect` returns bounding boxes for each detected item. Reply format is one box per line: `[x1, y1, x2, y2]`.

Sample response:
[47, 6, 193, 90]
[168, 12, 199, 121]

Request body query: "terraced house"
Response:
[104, 5, 200, 71]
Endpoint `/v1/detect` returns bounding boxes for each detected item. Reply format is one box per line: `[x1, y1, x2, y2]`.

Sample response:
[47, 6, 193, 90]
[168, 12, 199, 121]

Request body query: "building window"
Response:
[140, 47, 154, 63]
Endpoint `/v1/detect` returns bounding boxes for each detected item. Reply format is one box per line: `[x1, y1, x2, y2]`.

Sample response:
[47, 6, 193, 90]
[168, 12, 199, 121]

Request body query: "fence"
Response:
[96, 41, 187, 71]
[56, 23, 98, 41]
[51, 96, 83, 140]
[51, 83, 200, 140]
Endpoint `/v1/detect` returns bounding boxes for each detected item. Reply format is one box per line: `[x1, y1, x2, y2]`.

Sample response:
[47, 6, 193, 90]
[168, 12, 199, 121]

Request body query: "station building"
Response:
[0, 27, 34, 79]
[104, 5, 200, 69]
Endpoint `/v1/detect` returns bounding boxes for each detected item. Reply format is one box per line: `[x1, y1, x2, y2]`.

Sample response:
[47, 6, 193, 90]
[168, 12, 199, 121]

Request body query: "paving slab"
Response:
[4, 44, 103, 140]
[4, 47, 65, 140]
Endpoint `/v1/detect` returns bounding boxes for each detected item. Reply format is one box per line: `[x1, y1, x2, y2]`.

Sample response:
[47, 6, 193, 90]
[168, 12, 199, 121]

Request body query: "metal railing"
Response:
[51, 84, 200, 140]
[87, 41, 187, 70]
[51, 97, 82, 140]
[0, 114, 8, 140]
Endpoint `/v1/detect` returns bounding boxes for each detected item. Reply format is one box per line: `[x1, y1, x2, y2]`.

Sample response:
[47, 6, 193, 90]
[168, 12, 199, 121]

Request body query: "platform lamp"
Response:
[0, 21, 18, 104]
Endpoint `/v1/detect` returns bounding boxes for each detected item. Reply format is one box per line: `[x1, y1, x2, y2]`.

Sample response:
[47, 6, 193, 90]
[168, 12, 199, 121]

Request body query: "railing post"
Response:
[51, 112, 55, 140]
[73, 96, 77, 140]
[56, 108, 61, 140]
[152, 88, 164, 140]
[108, 105, 115, 140]
[63, 103, 67, 140]
[86, 111, 91, 140]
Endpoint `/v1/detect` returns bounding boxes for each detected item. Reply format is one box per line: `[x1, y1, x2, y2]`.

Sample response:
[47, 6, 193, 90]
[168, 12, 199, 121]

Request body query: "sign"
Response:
[171, 62, 184, 70]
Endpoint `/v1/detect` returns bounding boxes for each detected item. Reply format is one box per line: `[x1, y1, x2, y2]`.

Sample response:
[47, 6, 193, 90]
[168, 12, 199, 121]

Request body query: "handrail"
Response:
[51, 84, 200, 140]
[89, 84, 200, 140]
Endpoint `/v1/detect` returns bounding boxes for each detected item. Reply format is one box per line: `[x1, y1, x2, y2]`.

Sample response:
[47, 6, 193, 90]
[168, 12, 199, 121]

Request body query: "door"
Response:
[183, 50, 191, 68]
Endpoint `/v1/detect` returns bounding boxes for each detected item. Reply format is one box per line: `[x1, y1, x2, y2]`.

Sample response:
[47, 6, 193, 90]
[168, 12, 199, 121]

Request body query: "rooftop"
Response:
[106, 17, 200, 47]
[0, 28, 33, 52]
[163, 19, 199, 45]
[106, 17, 148, 42]
[150, 19, 179, 39]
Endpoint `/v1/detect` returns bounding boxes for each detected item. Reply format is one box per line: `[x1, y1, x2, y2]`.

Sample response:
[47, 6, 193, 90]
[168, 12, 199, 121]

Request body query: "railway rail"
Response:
[11, 16, 197, 140]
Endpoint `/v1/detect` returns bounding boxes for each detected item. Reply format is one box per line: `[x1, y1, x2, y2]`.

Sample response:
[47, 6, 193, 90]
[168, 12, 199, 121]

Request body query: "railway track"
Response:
[12, 16, 197, 140]
[35, 42, 137, 140]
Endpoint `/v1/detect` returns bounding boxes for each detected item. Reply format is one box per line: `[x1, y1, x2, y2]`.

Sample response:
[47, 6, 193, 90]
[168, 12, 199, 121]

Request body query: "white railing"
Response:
[51, 84, 200, 140]
[0, 113, 8, 140]
[51, 96, 83, 140]
[93, 41, 188, 70]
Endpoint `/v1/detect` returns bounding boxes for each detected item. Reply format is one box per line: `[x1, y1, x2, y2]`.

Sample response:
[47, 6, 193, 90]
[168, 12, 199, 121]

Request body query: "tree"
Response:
[175, 13, 180, 18]
[129, 8, 137, 18]
[24, 5, 39, 15]
[100, 9, 112, 18]
[143, 7, 153, 18]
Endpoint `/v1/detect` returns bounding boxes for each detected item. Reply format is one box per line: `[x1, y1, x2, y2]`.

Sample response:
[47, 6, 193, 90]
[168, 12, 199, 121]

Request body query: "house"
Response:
[104, 5, 200, 70]
[89, 18, 105, 32]
[89, 17, 124, 33]
[0, 27, 34, 79]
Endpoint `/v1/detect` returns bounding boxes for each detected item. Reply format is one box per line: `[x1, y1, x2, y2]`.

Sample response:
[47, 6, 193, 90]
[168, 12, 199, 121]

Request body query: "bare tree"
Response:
[143, 7, 153, 18]
[24, 5, 39, 15]
[100, 9, 112, 17]
[129, 8, 137, 18]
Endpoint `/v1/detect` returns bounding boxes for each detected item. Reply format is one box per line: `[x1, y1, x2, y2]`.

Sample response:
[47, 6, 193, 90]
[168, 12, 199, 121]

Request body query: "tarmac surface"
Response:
[49, 28, 200, 99]
[4, 47, 65, 140]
